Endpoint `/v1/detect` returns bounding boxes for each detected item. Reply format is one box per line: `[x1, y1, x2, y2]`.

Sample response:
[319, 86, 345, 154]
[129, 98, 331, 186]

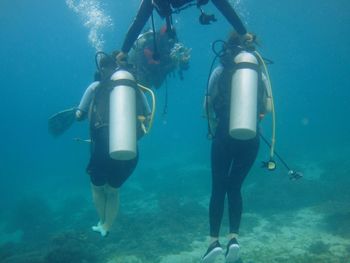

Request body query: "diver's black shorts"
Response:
[87, 128, 138, 188]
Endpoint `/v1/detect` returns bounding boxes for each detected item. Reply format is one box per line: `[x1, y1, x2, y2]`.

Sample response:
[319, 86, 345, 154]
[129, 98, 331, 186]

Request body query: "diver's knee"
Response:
[91, 184, 106, 194]
[105, 184, 119, 195]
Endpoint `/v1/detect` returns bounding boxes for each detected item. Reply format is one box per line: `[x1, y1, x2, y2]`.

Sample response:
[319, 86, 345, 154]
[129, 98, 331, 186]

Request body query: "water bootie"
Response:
[92, 222, 108, 237]
[201, 240, 223, 263]
[225, 238, 239, 263]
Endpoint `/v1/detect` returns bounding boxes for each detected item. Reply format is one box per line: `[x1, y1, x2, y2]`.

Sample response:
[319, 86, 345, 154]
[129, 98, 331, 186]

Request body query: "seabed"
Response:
[105, 207, 350, 263]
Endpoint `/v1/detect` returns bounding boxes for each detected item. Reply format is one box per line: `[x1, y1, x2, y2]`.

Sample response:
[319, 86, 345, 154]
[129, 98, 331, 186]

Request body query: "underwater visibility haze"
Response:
[0, 0, 350, 262]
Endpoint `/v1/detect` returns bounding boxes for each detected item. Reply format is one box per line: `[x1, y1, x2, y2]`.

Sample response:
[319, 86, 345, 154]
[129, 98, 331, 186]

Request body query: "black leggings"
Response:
[209, 134, 259, 237]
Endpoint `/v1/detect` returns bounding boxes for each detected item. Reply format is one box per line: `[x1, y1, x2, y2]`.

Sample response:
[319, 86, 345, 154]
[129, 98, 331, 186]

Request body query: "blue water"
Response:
[1, 0, 350, 262]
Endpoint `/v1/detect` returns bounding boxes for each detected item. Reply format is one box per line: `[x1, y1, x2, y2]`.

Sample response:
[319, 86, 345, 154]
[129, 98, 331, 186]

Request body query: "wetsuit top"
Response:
[78, 81, 100, 114]
[121, 0, 247, 53]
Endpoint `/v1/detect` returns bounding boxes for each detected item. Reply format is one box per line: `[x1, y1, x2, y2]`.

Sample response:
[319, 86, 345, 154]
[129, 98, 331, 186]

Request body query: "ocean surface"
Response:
[0, 0, 349, 262]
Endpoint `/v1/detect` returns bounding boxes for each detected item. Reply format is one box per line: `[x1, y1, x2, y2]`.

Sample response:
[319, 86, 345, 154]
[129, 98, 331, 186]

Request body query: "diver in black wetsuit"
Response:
[201, 32, 271, 263]
[116, 0, 254, 65]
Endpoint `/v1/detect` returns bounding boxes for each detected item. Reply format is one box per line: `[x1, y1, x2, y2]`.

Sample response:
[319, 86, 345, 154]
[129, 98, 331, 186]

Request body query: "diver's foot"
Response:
[225, 238, 239, 263]
[91, 221, 102, 231]
[201, 240, 223, 263]
[91, 222, 108, 237]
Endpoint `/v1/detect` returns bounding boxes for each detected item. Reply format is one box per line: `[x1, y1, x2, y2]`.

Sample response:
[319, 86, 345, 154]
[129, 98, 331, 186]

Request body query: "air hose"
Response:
[137, 83, 156, 134]
[254, 50, 276, 161]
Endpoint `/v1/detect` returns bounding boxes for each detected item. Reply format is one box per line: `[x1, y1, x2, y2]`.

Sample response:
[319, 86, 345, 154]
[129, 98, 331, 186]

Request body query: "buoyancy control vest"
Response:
[89, 80, 114, 132]
[131, 30, 176, 89]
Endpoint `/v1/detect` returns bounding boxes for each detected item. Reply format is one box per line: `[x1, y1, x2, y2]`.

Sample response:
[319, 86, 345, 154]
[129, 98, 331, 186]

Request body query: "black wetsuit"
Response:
[121, 0, 247, 53]
[210, 128, 259, 236]
[209, 65, 264, 237]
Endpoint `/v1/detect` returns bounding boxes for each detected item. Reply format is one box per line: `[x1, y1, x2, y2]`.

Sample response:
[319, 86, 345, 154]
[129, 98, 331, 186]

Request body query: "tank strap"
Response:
[112, 79, 137, 89]
[89, 83, 111, 132]
[234, 62, 259, 72]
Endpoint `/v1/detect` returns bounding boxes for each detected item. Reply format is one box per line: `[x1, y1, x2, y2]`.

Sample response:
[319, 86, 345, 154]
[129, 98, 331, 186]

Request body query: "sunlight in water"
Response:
[66, 0, 113, 51]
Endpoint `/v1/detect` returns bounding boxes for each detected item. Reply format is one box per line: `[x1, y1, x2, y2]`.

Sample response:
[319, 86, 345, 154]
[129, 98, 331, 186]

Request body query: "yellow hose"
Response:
[254, 51, 276, 160]
[137, 83, 156, 134]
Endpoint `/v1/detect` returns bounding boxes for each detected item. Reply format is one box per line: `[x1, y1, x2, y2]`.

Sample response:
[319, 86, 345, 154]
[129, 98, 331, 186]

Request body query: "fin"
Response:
[48, 107, 76, 137]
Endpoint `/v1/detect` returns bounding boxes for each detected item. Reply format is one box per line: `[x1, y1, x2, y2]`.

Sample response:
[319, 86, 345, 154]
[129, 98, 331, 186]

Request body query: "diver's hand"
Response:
[116, 51, 128, 67]
[75, 109, 84, 121]
[179, 55, 190, 70]
[240, 32, 256, 45]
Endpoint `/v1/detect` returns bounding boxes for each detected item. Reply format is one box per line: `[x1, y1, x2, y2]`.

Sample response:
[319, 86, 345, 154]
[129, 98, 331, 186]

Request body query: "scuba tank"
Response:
[109, 70, 137, 160]
[229, 51, 259, 140]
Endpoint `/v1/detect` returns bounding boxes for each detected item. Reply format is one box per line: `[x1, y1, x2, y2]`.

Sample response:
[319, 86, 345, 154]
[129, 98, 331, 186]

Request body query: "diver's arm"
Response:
[136, 90, 152, 137]
[121, 0, 154, 54]
[139, 90, 152, 116]
[76, 81, 100, 120]
[211, 0, 247, 35]
[207, 66, 223, 102]
[203, 66, 223, 119]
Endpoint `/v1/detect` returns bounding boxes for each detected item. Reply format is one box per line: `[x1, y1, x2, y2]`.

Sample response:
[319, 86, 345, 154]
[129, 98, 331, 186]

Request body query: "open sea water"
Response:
[0, 0, 349, 262]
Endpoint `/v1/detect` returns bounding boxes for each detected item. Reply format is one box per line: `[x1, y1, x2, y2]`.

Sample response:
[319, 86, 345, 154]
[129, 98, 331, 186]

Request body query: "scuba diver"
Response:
[128, 25, 191, 89]
[116, 0, 254, 66]
[201, 32, 273, 263]
[74, 52, 152, 237]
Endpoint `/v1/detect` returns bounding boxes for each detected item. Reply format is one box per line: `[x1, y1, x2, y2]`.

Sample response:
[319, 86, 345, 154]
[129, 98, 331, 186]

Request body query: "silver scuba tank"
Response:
[229, 51, 259, 140]
[109, 70, 137, 160]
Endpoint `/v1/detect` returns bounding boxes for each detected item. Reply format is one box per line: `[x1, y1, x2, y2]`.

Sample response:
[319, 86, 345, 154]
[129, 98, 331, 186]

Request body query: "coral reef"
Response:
[239, 213, 261, 236]
[0, 242, 17, 262]
[103, 197, 207, 262]
[1, 252, 45, 263]
[6, 195, 57, 245]
[2, 154, 350, 263]
[308, 240, 330, 254]
[243, 170, 329, 216]
[44, 231, 100, 263]
[0, 242, 45, 263]
[55, 195, 95, 231]
[323, 211, 350, 238]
